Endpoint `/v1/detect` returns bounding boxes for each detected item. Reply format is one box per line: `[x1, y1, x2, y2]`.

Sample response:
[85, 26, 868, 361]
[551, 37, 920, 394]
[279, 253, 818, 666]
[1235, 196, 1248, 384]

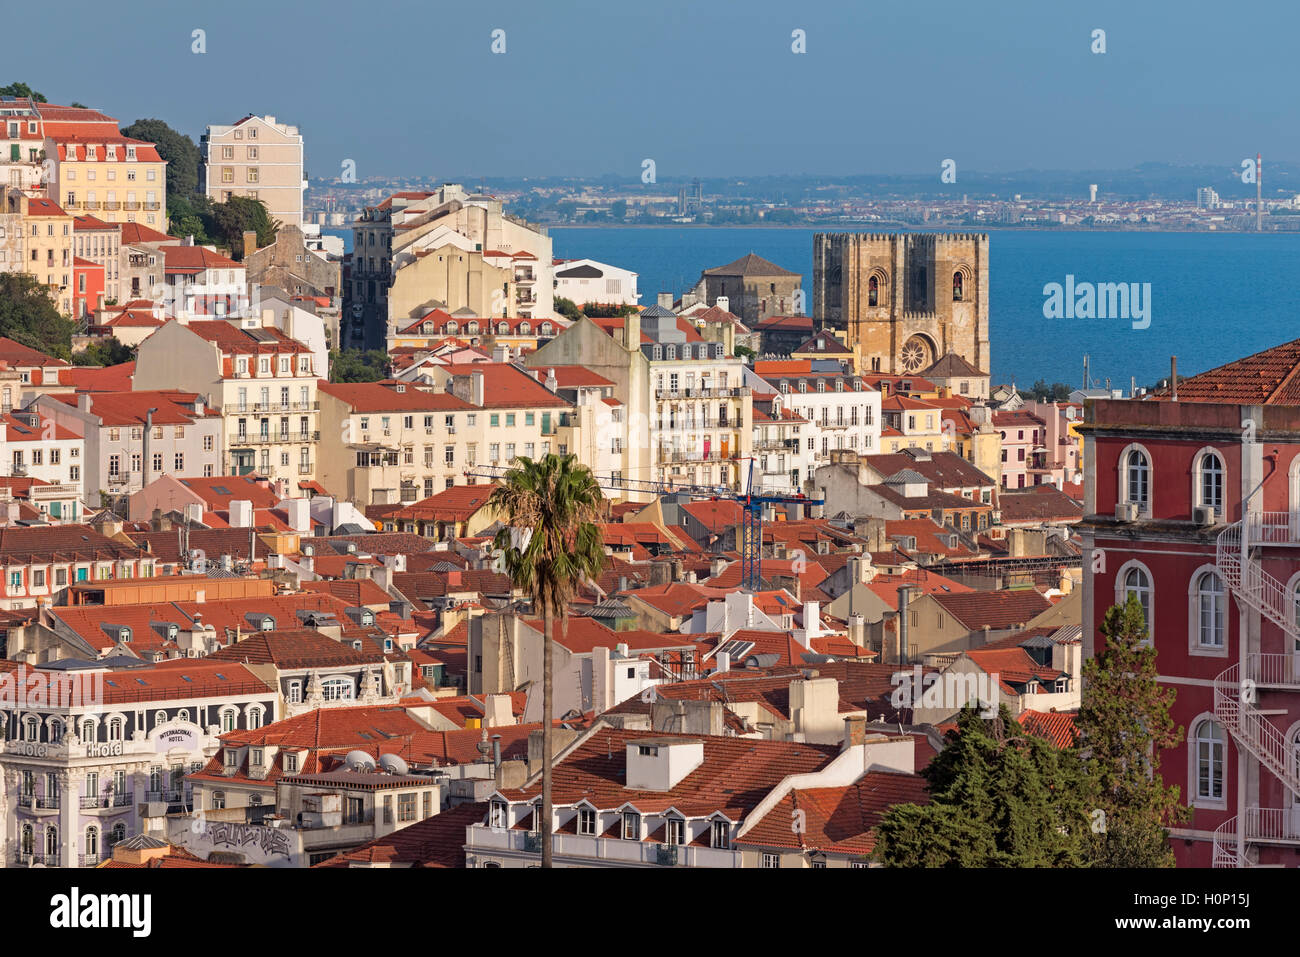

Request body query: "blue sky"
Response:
[12, 0, 1297, 179]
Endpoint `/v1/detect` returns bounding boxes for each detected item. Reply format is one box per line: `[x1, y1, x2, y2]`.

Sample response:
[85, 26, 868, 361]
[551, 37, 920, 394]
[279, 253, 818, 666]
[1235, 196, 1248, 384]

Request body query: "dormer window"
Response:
[665, 817, 685, 845]
[490, 800, 507, 829]
[854, 379, 863, 391]
[622, 811, 641, 841]
[798, 380, 807, 393]
[710, 820, 730, 849]
[118, 627, 131, 643]
[352, 640, 363, 650]
[577, 807, 597, 836]
[360, 609, 374, 625]
[223, 748, 239, 767]
[384, 638, 393, 652]
[816, 380, 825, 393]
[285, 752, 299, 773]
[653, 345, 662, 360]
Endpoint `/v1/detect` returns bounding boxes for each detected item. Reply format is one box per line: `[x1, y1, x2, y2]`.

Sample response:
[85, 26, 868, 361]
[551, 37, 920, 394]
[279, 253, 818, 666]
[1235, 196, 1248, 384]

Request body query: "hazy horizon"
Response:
[11, 0, 1298, 181]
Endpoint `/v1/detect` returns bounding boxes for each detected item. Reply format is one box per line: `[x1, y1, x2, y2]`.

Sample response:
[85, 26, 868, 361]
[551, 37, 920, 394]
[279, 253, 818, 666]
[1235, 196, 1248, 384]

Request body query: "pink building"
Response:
[992, 409, 1047, 489]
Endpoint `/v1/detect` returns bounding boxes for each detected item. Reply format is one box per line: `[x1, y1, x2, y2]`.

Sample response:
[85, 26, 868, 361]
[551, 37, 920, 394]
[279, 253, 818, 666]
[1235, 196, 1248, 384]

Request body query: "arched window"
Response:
[154, 710, 167, 727]
[1197, 451, 1224, 516]
[23, 716, 38, 741]
[952, 271, 963, 301]
[1194, 571, 1225, 649]
[445, 320, 458, 334]
[80, 719, 94, 741]
[108, 717, 123, 740]
[519, 322, 531, 335]
[45, 826, 58, 858]
[540, 322, 553, 335]
[220, 709, 237, 732]
[1125, 448, 1149, 508]
[247, 707, 263, 730]
[1194, 719, 1225, 801]
[49, 719, 63, 744]
[1123, 566, 1152, 635]
[322, 677, 355, 702]
[109, 823, 126, 847]
[466, 321, 479, 335]
[868, 275, 879, 307]
[85, 826, 98, 859]
[176, 709, 190, 723]
[20, 823, 33, 857]
[497, 321, 509, 334]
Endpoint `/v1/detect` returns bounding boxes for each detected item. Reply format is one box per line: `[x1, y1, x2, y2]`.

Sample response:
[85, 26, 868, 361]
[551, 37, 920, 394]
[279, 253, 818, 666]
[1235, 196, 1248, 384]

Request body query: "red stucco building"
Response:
[1083, 338, 1300, 868]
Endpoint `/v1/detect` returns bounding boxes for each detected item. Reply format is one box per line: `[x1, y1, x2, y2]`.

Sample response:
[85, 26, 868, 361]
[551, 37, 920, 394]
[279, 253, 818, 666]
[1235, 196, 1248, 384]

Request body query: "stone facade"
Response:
[244, 225, 340, 300]
[813, 233, 991, 378]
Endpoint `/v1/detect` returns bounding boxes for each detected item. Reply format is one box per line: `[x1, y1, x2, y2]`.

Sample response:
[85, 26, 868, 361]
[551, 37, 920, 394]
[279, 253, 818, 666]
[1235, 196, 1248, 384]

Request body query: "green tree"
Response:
[0, 82, 46, 102]
[0, 273, 75, 359]
[734, 344, 756, 360]
[488, 455, 606, 867]
[580, 302, 639, 319]
[553, 296, 583, 322]
[328, 349, 388, 382]
[211, 196, 280, 258]
[73, 338, 135, 366]
[121, 119, 201, 199]
[1078, 596, 1186, 867]
[610, 200, 628, 221]
[167, 193, 213, 243]
[874, 705, 1094, 867]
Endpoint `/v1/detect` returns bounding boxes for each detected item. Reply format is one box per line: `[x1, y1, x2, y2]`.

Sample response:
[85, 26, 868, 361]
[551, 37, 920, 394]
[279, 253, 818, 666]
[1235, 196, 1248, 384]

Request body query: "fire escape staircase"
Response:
[1212, 513, 1300, 866]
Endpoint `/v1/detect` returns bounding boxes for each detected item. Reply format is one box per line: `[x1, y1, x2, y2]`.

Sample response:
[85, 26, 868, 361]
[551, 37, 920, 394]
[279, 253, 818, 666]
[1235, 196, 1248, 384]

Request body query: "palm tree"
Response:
[488, 453, 606, 867]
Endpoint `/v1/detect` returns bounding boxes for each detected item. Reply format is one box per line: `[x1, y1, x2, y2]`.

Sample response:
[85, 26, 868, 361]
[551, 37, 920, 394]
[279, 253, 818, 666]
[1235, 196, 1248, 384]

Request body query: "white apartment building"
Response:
[132, 320, 321, 483]
[201, 115, 306, 227]
[2, 411, 85, 501]
[641, 306, 752, 490]
[751, 360, 882, 469]
[553, 258, 640, 308]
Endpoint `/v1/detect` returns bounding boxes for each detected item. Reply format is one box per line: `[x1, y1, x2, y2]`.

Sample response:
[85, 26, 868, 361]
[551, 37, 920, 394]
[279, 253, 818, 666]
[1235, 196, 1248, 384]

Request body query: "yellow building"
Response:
[42, 104, 168, 229]
[8, 194, 74, 314]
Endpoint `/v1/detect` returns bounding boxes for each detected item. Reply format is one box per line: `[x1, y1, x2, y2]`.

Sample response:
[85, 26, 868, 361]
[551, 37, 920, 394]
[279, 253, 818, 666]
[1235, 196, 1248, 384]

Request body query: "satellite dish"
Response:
[344, 750, 376, 772]
[378, 753, 408, 776]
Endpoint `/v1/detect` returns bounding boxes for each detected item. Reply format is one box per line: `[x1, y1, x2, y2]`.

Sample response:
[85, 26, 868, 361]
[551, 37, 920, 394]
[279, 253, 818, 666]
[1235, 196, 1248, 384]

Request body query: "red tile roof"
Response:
[930, 589, 1052, 630]
[736, 773, 929, 856]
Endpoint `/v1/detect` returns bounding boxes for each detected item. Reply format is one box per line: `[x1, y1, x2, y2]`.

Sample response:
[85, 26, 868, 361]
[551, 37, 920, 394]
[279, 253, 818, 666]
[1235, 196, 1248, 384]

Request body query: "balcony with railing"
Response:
[80, 792, 134, 810]
[654, 386, 749, 400]
[298, 462, 314, 475]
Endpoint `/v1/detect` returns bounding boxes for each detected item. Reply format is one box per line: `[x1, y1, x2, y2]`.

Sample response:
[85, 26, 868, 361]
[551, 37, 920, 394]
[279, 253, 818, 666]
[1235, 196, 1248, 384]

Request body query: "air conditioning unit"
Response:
[1193, 505, 1217, 526]
[1116, 502, 1140, 522]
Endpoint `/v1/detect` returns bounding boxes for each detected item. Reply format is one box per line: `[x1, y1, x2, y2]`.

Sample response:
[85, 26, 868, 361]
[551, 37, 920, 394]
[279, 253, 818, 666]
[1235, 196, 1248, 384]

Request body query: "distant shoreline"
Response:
[544, 223, 1273, 235]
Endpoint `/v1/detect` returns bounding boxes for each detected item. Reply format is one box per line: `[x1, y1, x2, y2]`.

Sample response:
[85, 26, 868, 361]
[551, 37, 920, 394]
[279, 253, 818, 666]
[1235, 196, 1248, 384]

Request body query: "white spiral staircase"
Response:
[1212, 513, 1300, 866]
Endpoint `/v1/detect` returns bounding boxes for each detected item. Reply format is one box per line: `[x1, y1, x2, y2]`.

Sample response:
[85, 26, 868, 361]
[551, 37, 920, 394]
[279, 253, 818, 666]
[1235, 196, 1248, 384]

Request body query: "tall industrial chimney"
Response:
[1257, 153, 1263, 232]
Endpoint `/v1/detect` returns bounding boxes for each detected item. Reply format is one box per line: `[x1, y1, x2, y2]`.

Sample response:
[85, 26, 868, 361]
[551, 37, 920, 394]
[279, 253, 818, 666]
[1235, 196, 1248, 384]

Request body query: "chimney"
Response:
[624, 311, 640, 352]
[1171, 356, 1178, 401]
[470, 370, 485, 408]
[715, 650, 731, 674]
[715, 295, 729, 314]
[242, 230, 258, 259]
[77, 394, 92, 414]
[545, 368, 558, 392]
[285, 498, 310, 533]
[802, 600, 821, 639]
[843, 714, 868, 749]
[657, 292, 673, 310]
[229, 499, 254, 528]
[848, 613, 865, 647]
